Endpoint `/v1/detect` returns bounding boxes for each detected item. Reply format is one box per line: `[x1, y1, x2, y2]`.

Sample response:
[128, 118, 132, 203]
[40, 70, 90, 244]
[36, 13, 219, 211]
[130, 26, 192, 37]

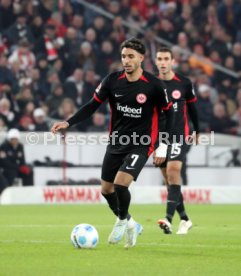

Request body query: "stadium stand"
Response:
[0, 0, 240, 135]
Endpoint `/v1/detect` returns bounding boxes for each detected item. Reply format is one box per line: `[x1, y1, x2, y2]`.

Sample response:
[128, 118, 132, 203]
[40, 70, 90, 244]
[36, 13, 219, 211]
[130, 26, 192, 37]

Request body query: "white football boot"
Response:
[124, 219, 143, 248]
[176, 220, 192, 234]
[108, 218, 127, 244]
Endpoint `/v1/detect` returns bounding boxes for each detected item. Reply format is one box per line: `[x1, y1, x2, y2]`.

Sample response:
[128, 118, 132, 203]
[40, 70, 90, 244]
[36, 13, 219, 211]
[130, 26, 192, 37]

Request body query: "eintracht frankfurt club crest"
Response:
[172, 90, 181, 99]
[136, 93, 147, 104]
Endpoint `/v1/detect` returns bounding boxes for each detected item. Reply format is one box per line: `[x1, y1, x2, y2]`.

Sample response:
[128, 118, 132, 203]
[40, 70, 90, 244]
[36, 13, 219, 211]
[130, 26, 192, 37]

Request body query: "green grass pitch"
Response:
[0, 204, 241, 276]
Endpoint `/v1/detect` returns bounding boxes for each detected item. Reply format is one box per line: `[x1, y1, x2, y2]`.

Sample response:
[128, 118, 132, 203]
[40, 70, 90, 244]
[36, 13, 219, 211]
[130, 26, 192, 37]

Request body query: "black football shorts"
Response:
[159, 142, 189, 168]
[101, 149, 149, 182]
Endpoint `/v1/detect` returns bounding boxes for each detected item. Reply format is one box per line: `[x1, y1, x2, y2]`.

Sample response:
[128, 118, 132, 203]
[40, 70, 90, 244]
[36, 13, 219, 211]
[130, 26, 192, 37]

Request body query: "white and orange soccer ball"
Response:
[70, 224, 99, 249]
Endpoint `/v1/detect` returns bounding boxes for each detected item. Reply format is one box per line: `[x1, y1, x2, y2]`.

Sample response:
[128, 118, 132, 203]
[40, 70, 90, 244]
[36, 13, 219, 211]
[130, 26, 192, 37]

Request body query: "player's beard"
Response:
[125, 63, 138, 75]
[125, 69, 134, 75]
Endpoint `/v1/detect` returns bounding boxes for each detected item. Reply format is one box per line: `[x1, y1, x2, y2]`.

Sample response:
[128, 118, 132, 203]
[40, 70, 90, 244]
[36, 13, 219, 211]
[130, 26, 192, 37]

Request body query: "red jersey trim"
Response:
[118, 72, 126, 80]
[173, 74, 181, 81]
[183, 102, 189, 138]
[118, 72, 149, 82]
[186, 97, 197, 103]
[140, 75, 149, 83]
[148, 107, 158, 156]
[162, 102, 173, 111]
[93, 93, 103, 103]
[109, 103, 113, 134]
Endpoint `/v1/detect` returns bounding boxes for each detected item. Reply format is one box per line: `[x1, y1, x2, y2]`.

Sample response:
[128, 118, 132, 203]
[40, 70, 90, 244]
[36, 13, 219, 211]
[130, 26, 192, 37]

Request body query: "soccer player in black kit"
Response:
[154, 47, 200, 234]
[51, 38, 174, 248]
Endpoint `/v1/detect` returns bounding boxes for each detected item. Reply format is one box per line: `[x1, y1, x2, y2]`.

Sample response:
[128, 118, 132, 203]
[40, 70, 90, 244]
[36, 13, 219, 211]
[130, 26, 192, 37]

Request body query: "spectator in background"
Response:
[18, 101, 35, 131]
[28, 68, 43, 103]
[84, 28, 99, 53]
[36, 0, 54, 22]
[232, 42, 241, 73]
[50, 12, 67, 38]
[87, 112, 108, 132]
[64, 68, 84, 105]
[8, 39, 36, 72]
[70, 14, 85, 40]
[46, 83, 64, 111]
[0, 53, 18, 96]
[4, 12, 33, 47]
[96, 40, 115, 77]
[196, 84, 213, 132]
[82, 69, 98, 104]
[217, 0, 240, 39]
[16, 86, 34, 112]
[33, 108, 48, 131]
[210, 102, 237, 134]
[218, 90, 237, 117]
[111, 16, 126, 44]
[36, 54, 49, 82]
[214, 56, 238, 97]
[0, 0, 15, 32]
[158, 18, 176, 44]
[50, 97, 76, 121]
[64, 27, 82, 75]
[0, 98, 16, 128]
[41, 70, 60, 99]
[207, 27, 229, 58]
[0, 114, 8, 132]
[189, 44, 214, 76]
[30, 15, 44, 40]
[74, 41, 96, 72]
[18, 115, 35, 131]
[0, 128, 33, 186]
[52, 58, 66, 82]
[92, 16, 109, 44]
[34, 22, 65, 62]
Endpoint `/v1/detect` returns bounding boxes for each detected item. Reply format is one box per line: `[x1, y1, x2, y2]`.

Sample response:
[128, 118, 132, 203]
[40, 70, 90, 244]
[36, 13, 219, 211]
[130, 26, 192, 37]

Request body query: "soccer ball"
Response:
[70, 223, 99, 249]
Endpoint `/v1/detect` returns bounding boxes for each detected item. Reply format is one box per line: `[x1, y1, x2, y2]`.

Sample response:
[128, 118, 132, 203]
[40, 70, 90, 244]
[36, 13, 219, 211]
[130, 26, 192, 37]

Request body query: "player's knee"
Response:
[167, 167, 181, 183]
[101, 180, 114, 194]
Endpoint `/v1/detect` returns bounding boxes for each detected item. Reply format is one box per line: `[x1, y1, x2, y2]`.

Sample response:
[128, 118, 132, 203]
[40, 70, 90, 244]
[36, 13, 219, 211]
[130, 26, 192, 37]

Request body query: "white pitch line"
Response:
[0, 240, 67, 244]
[138, 242, 241, 249]
[0, 224, 112, 228]
[0, 240, 240, 249]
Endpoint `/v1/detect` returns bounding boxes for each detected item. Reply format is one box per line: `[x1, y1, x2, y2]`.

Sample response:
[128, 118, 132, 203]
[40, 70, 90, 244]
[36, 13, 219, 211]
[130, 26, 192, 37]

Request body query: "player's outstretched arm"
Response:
[51, 98, 101, 134]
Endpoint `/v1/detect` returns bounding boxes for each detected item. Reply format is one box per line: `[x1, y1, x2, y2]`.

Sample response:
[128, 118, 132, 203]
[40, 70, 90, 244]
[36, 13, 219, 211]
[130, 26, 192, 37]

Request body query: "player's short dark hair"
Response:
[157, 47, 174, 59]
[120, 38, 146, 55]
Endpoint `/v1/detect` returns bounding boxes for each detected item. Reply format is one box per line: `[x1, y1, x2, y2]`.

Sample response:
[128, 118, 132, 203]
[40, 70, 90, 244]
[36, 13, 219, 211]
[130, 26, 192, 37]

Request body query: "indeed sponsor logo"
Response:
[117, 103, 142, 115]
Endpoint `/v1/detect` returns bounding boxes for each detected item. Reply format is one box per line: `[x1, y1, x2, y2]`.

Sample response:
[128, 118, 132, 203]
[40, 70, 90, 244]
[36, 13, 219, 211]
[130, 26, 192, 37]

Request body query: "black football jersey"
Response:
[159, 73, 197, 138]
[94, 70, 172, 154]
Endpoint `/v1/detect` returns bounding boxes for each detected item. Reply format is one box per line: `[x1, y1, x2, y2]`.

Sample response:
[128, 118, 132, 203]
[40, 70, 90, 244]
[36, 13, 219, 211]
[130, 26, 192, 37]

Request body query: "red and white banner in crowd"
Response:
[1, 186, 241, 205]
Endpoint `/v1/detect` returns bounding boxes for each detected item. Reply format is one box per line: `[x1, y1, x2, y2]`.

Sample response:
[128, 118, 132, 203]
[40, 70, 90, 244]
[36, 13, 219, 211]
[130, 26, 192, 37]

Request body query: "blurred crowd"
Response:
[0, 0, 241, 135]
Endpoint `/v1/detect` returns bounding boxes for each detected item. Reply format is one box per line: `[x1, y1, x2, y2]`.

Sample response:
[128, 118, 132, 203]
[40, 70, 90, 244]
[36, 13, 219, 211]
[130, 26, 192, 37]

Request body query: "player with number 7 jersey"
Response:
[51, 38, 174, 248]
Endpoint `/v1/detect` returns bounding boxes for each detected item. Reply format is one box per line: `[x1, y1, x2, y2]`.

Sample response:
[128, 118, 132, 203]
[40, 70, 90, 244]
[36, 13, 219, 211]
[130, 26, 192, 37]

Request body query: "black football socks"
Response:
[176, 192, 189, 221]
[102, 189, 131, 220]
[166, 184, 181, 223]
[114, 184, 131, 220]
[101, 191, 119, 216]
